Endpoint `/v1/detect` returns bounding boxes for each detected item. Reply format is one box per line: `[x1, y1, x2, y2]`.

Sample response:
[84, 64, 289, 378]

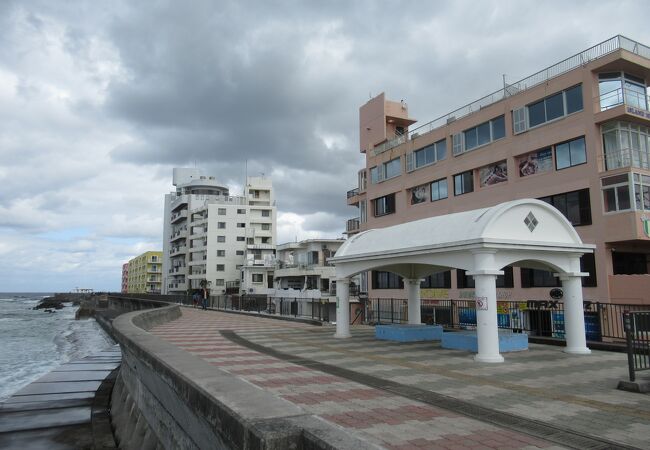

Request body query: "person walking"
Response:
[201, 288, 208, 310]
[192, 291, 199, 308]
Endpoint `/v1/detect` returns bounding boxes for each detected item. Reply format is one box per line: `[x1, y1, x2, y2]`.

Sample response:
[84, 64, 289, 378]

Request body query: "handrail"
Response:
[373, 35, 650, 157]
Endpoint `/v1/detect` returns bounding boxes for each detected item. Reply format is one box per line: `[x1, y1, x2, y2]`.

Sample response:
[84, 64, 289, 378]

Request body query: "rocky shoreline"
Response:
[33, 293, 89, 311]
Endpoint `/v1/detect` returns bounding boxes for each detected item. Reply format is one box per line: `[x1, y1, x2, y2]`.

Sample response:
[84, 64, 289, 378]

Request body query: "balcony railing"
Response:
[599, 87, 649, 112]
[603, 147, 650, 171]
[373, 35, 650, 157]
[347, 188, 360, 198]
[346, 218, 360, 232]
[170, 210, 188, 223]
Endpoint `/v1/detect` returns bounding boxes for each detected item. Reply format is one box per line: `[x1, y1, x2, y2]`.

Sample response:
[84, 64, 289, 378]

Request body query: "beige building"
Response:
[347, 35, 650, 306]
[127, 251, 163, 294]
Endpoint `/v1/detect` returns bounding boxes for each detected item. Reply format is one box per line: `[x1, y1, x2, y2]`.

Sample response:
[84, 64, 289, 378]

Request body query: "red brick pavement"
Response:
[150, 309, 560, 450]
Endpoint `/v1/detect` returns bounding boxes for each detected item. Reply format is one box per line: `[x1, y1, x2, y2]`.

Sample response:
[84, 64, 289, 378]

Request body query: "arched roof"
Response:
[331, 199, 593, 278]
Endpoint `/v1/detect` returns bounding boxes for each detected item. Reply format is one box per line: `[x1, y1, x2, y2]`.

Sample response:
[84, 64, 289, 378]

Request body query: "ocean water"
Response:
[0, 293, 115, 401]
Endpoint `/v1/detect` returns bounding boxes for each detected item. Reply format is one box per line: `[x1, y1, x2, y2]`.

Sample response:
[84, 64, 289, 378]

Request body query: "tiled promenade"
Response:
[150, 308, 650, 450]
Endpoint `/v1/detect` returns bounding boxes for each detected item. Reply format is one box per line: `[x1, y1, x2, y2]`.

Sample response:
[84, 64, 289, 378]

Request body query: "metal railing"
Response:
[366, 298, 650, 341]
[373, 35, 650, 157]
[599, 87, 649, 112]
[346, 218, 360, 232]
[603, 147, 650, 171]
[347, 188, 359, 198]
[623, 311, 650, 381]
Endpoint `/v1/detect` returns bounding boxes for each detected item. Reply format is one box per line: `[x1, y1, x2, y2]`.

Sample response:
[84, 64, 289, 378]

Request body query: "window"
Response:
[261, 237, 270, 243]
[515, 84, 583, 133]
[252, 274, 264, 283]
[539, 188, 592, 226]
[602, 174, 631, 212]
[218, 222, 226, 229]
[599, 72, 648, 111]
[236, 236, 245, 241]
[479, 161, 508, 187]
[410, 184, 428, 205]
[373, 193, 396, 216]
[456, 270, 475, 289]
[261, 210, 270, 217]
[454, 171, 474, 196]
[217, 250, 225, 257]
[613, 252, 648, 275]
[216, 264, 225, 271]
[218, 208, 226, 215]
[370, 157, 402, 183]
[217, 236, 226, 243]
[237, 208, 245, 214]
[633, 174, 650, 210]
[496, 266, 514, 288]
[520, 268, 561, 288]
[406, 139, 447, 172]
[601, 121, 650, 171]
[237, 222, 245, 228]
[261, 223, 270, 230]
[580, 254, 597, 287]
[421, 271, 451, 289]
[430, 178, 448, 201]
[247, 238, 254, 244]
[214, 279, 225, 286]
[371, 271, 403, 289]
[236, 250, 244, 256]
[453, 115, 505, 155]
[555, 136, 586, 170]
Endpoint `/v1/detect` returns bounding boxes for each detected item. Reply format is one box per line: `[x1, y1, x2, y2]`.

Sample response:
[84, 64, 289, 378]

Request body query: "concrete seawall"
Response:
[102, 297, 373, 450]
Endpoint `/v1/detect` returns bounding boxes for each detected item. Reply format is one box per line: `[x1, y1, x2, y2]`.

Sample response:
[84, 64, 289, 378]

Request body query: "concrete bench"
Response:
[375, 324, 444, 342]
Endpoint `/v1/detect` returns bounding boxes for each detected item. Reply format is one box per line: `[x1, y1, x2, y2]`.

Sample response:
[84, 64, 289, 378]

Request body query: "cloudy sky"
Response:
[1, 0, 648, 292]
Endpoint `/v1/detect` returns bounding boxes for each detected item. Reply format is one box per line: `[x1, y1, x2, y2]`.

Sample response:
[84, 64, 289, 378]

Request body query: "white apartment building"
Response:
[162, 168, 276, 295]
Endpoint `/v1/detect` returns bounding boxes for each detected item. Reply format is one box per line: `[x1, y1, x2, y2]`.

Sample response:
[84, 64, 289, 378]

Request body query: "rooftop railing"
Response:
[373, 35, 650, 157]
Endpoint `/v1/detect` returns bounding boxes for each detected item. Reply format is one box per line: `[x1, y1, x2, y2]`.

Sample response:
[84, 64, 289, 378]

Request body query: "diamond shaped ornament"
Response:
[524, 211, 538, 232]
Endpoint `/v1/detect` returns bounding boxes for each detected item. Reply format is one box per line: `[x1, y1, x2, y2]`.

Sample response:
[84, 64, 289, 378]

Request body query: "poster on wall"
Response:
[517, 148, 552, 177]
[410, 184, 428, 204]
[479, 161, 508, 187]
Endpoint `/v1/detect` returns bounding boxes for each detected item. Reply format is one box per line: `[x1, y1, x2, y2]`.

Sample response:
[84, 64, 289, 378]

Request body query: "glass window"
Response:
[565, 85, 583, 114]
[236, 236, 245, 241]
[217, 250, 225, 257]
[539, 188, 592, 226]
[421, 271, 451, 289]
[384, 158, 401, 179]
[431, 178, 448, 201]
[528, 100, 546, 127]
[580, 254, 597, 287]
[602, 174, 631, 212]
[237, 208, 245, 214]
[520, 268, 561, 288]
[613, 252, 648, 275]
[218, 222, 226, 229]
[215, 279, 225, 286]
[545, 92, 564, 121]
[456, 269, 475, 289]
[464, 127, 478, 150]
[261, 210, 270, 217]
[491, 115, 505, 140]
[555, 136, 586, 170]
[415, 146, 435, 168]
[370, 166, 380, 184]
[372, 271, 403, 289]
[236, 250, 244, 255]
[454, 171, 474, 196]
[252, 274, 264, 283]
[237, 222, 245, 228]
[217, 236, 226, 243]
[374, 193, 396, 216]
[261, 223, 270, 230]
[218, 208, 227, 215]
[477, 121, 491, 146]
[436, 139, 447, 161]
[216, 264, 225, 271]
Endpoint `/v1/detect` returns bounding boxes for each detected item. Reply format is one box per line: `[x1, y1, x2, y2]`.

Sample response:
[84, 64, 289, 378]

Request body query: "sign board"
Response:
[475, 297, 488, 310]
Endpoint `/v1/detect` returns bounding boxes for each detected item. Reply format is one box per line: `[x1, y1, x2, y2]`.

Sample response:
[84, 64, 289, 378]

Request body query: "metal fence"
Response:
[623, 311, 650, 381]
[367, 298, 650, 342]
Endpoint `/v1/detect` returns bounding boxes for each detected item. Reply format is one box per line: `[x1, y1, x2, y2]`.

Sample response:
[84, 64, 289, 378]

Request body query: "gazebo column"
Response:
[334, 278, 351, 338]
[406, 278, 422, 325]
[469, 250, 504, 363]
[559, 272, 591, 355]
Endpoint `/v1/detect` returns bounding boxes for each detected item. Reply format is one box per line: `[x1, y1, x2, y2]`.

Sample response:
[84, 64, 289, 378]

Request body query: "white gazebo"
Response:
[330, 199, 595, 363]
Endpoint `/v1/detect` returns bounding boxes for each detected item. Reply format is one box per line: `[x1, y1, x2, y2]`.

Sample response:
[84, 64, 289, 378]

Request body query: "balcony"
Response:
[168, 265, 187, 275]
[347, 188, 362, 206]
[346, 218, 360, 234]
[170, 209, 188, 224]
[599, 87, 649, 113]
[170, 230, 186, 242]
[602, 148, 650, 171]
[247, 243, 274, 250]
[168, 280, 187, 291]
[169, 246, 187, 257]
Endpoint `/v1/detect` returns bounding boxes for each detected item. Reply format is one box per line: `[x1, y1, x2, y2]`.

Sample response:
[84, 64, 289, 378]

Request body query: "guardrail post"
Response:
[624, 312, 636, 382]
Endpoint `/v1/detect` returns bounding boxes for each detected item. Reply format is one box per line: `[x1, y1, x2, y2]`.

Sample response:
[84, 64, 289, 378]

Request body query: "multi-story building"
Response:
[346, 35, 650, 305]
[127, 251, 163, 294]
[121, 263, 129, 293]
[162, 168, 276, 295]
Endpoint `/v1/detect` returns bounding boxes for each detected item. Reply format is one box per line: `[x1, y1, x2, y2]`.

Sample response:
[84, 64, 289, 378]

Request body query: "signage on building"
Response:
[642, 214, 650, 238]
[475, 297, 488, 310]
[626, 106, 650, 120]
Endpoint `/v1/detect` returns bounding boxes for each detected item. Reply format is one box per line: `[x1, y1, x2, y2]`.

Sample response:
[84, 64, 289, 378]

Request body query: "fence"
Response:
[367, 298, 650, 342]
[623, 311, 650, 381]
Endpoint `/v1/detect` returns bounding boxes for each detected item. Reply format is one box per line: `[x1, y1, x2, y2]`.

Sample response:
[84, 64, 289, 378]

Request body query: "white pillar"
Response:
[560, 274, 591, 355]
[472, 273, 504, 363]
[406, 279, 422, 325]
[334, 278, 351, 338]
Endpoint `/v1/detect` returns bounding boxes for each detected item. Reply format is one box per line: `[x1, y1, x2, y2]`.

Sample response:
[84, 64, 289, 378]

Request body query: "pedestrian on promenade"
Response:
[202, 288, 208, 310]
[192, 291, 199, 308]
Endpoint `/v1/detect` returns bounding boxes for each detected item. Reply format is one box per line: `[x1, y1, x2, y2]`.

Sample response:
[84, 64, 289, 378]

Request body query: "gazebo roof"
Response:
[333, 199, 591, 263]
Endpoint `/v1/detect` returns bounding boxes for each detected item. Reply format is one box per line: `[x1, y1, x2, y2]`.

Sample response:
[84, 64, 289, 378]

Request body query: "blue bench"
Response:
[375, 324, 444, 342]
[441, 330, 528, 353]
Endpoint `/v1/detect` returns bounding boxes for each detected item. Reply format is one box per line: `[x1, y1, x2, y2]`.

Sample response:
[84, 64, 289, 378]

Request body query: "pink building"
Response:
[121, 263, 129, 293]
[347, 35, 650, 307]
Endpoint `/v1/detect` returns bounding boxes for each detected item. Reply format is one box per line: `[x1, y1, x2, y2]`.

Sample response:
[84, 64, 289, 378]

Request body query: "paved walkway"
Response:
[150, 308, 650, 450]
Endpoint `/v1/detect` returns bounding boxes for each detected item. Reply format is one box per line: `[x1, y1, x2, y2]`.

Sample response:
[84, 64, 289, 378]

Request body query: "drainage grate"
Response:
[221, 330, 640, 450]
